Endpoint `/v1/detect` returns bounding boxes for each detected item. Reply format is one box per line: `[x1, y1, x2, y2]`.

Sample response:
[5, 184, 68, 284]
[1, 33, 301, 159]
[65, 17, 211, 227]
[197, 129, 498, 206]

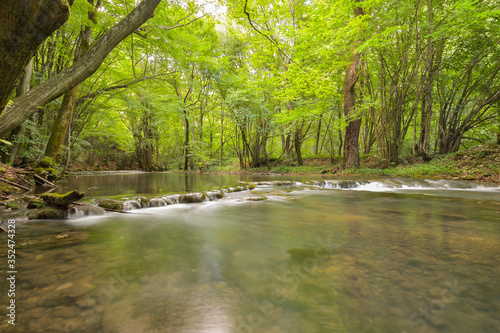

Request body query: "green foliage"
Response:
[3, 0, 498, 176]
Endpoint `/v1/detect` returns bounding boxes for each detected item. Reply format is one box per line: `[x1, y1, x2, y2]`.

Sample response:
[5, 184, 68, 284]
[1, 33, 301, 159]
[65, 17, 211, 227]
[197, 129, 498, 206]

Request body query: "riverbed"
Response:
[1, 173, 499, 332]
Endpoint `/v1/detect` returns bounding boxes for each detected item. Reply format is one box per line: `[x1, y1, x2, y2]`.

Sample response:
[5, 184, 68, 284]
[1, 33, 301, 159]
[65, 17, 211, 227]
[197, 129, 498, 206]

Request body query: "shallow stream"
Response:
[1, 173, 499, 332]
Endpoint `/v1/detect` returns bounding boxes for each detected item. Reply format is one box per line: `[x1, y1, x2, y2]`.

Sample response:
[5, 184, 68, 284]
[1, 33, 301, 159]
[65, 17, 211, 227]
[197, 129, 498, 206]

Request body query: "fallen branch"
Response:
[0, 177, 32, 191]
[0, 226, 7, 233]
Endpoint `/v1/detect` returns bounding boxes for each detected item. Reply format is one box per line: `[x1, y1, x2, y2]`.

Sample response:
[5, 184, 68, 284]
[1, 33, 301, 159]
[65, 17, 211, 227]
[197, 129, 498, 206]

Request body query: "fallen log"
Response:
[0, 177, 32, 191]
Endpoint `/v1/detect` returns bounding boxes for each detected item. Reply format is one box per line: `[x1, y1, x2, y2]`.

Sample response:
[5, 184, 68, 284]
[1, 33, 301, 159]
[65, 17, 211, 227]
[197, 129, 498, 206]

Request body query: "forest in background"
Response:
[0, 0, 499, 175]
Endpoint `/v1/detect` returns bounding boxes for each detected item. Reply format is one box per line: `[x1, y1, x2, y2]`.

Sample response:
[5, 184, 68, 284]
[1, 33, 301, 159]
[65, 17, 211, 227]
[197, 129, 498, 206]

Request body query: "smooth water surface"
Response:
[1, 173, 499, 332]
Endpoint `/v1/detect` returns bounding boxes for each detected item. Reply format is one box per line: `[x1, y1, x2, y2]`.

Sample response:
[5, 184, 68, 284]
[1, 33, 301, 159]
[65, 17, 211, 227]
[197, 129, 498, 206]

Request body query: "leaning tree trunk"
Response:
[43, 0, 99, 161]
[0, 0, 162, 137]
[342, 2, 364, 169]
[0, 0, 71, 113]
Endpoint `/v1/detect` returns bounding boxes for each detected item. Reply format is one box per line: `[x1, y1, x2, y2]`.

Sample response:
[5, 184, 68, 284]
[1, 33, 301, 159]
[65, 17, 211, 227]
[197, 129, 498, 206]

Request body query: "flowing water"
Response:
[1, 173, 500, 333]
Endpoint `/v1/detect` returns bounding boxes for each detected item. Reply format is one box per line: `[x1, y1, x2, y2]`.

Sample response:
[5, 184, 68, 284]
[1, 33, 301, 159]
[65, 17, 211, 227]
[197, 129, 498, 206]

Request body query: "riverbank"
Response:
[1, 143, 499, 202]
[205, 143, 500, 184]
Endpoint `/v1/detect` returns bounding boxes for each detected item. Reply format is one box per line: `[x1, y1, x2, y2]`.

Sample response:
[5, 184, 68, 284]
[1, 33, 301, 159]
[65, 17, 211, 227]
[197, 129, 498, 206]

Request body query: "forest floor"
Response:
[213, 142, 500, 184]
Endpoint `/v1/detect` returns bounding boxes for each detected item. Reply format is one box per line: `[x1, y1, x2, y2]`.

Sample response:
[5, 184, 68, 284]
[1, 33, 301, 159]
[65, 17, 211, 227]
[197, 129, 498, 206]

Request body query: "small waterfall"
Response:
[148, 198, 168, 207]
[123, 200, 141, 210]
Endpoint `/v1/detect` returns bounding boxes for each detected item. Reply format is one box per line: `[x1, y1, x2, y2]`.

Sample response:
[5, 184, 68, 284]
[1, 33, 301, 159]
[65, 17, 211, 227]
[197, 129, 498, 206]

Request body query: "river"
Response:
[1, 173, 499, 332]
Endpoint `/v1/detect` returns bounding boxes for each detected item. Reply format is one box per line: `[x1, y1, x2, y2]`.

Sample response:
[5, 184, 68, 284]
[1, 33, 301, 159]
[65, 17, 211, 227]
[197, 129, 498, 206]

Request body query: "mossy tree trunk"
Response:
[0, 0, 71, 114]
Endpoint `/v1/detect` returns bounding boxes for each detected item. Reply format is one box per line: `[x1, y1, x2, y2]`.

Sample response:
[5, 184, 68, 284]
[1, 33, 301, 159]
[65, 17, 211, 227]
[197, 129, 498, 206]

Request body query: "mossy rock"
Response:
[245, 196, 267, 201]
[93, 198, 124, 211]
[28, 207, 68, 220]
[41, 191, 85, 208]
[179, 193, 206, 203]
[27, 198, 45, 209]
[5, 203, 19, 210]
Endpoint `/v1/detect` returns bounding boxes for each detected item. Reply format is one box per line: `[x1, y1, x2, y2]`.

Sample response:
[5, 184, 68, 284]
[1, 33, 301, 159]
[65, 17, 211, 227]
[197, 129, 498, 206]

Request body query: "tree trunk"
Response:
[0, 0, 162, 137]
[343, 51, 362, 168]
[220, 113, 224, 168]
[342, 3, 364, 169]
[9, 60, 34, 165]
[314, 118, 321, 155]
[184, 109, 190, 171]
[0, 0, 71, 113]
[294, 128, 303, 166]
[43, 0, 99, 161]
[415, 0, 440, 159]
[44, 87, 78, 160]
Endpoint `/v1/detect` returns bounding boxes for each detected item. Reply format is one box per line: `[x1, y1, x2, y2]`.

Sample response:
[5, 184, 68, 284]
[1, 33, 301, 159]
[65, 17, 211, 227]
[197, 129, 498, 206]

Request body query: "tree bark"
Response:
[0, 0, 162, 137]
[0, 0, 71, 113]
[342, 3, 364, 169]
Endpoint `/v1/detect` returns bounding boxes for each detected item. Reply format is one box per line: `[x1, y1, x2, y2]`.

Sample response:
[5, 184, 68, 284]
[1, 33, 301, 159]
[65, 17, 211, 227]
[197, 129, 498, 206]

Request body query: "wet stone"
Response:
[428, 286, 443, 298]
[76, 297, 97, 308]
[67, 283, 92, 298]
[56, 282, 73, 291]
[432, 317, 447, 327]
[27, 307, 45, 319]
[52, 305, 78, 318]
[29, 317, 52, 332]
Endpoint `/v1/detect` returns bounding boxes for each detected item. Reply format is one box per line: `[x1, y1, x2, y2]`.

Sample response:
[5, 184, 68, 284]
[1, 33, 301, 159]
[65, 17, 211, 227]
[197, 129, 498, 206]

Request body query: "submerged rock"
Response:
[162, 195, 179, 205]
[123, 200, 141, 210]
[205, 190, 224, 200]
[245, 196, 267, 201]
[68, 204, 106, 218]
[179, 192, 206, 203]
[28, 207, 68, 220]
[287, 248, 330, 264]
[92, 198, 124, 211]
[148, 198, 168, 207]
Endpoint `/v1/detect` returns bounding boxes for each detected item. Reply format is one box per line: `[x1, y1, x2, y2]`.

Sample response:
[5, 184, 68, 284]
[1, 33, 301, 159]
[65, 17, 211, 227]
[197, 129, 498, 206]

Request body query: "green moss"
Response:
[41, 190, 85, 207]
[94, 198, 124, 210]
[28, 207, 67, 220]
[34, 167, 59, 180]
[46, 168, 58, 179]
[0, 183, 15, 194]
[5, 203, 19, 210]
[38, 157, 55, 168]
[27, 198, 45, 209]
[245, 196, 267, 201]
